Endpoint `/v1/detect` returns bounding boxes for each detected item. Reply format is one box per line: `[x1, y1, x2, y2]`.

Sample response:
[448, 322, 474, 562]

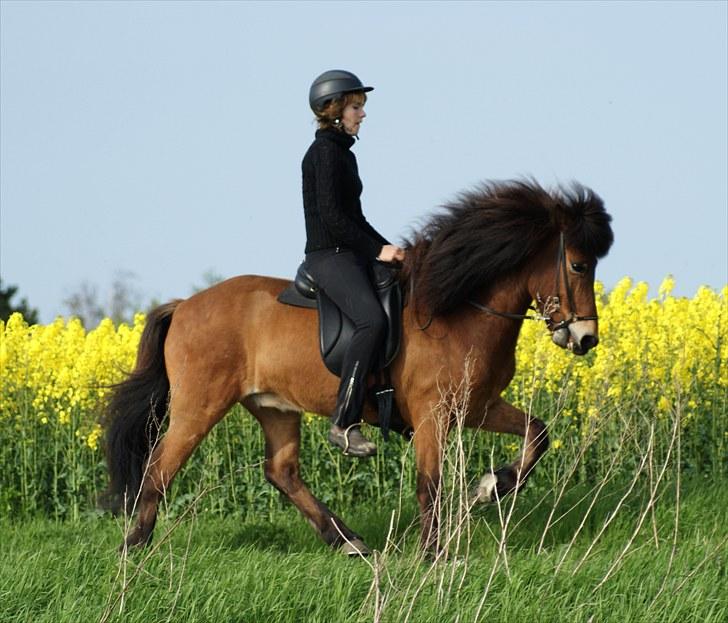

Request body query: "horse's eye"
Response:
[570, 262, 587, 274]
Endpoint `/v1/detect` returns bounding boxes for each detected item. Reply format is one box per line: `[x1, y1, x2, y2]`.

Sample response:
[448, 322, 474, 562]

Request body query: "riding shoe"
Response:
[328, 425, 377, 458]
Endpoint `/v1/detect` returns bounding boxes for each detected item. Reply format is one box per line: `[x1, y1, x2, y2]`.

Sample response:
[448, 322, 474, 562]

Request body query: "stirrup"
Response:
[328, 424, 376, 458]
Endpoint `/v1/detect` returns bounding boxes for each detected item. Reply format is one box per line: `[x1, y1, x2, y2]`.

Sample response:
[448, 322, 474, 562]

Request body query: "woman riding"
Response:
[302, 69, 406, 458]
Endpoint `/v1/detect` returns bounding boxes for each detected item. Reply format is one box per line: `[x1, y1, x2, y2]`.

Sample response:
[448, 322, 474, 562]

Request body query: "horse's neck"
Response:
[466, 277, 533, 353]
[433, 277, 533, 398]
[480, 276, 533, 318]
[400, 254, 535, 351]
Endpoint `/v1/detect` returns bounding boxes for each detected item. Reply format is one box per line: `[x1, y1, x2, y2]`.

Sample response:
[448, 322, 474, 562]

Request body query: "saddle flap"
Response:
[317, 292, 346, 362]
[371, 260, 398, 289]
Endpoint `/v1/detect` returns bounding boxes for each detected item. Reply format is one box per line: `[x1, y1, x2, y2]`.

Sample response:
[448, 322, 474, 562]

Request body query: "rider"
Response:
[302, 69, 406, 458]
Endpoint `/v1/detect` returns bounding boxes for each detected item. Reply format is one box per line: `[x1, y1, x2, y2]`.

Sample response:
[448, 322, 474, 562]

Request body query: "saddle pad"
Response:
[277, 284, 317, 309]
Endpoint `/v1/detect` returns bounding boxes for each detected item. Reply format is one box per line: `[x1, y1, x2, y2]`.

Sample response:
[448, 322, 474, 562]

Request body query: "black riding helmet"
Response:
[309, 70, 374, 113]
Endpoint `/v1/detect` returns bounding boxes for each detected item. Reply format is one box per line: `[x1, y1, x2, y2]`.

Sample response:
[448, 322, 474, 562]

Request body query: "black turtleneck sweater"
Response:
[302, 128, 390, 260]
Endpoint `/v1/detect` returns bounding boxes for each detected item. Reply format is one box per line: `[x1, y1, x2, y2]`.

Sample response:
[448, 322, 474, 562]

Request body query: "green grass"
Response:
[2, 477, 726, 623]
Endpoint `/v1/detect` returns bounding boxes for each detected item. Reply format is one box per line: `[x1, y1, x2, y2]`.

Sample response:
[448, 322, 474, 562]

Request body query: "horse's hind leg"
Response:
[124, 391, 228, 550]
[248, 404, 369, 555]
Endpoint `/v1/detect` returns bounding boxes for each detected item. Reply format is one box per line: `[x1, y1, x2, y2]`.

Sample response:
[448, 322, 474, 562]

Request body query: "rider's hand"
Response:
[377, 244, 406, 263]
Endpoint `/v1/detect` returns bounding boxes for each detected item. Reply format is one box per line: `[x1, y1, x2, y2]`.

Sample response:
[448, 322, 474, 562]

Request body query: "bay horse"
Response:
[104, 180, 613, 554]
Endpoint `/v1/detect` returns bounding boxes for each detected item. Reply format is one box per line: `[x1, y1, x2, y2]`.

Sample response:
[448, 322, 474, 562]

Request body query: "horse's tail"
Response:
[102, 300, 181, 515]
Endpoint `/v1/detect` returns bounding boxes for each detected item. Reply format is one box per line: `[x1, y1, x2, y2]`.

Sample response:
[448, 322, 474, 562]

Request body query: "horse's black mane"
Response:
[403, 179, 614, 316]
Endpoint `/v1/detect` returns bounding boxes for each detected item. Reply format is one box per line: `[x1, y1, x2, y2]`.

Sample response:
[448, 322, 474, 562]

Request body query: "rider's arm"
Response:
[359, 216, 390, 248]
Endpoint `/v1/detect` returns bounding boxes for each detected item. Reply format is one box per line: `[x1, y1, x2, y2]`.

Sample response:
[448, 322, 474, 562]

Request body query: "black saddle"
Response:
[277, 260, 403, 377]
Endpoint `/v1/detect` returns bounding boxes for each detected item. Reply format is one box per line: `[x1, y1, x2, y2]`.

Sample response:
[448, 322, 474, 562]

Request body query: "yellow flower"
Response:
[658, 275, 675, 299]
[1, 278, 726, 474]
[86, 424, 102, 451]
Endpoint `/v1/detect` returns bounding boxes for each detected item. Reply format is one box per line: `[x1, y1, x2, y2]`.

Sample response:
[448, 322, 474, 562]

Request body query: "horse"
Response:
[104, 179, 614, 555]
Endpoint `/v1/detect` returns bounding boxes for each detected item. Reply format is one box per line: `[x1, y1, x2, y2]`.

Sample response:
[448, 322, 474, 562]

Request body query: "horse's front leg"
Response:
[471, 397, 549, 502]
[412, 413, 446, 552]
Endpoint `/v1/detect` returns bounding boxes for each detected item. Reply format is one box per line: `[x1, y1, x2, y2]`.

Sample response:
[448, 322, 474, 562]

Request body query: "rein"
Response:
[467, 232, 597, 330]
[467, 300, 544, 322]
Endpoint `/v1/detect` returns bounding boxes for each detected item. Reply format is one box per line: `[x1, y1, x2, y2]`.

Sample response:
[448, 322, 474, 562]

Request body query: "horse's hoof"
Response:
[471, 472, 498, 504]
[340, 537, 370, 557]
[424, 551, 466, 566]
[119, 540, 136, 554]
[119, 539, 144, 554]
[471, 468, 519, 504]
[119, 528, 152, 553]
[492, 467, 519, 499]
[422, 548, 446, 564]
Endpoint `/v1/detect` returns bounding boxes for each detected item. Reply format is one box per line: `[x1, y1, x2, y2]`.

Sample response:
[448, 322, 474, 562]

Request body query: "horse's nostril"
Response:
[580, 335, 599, 352]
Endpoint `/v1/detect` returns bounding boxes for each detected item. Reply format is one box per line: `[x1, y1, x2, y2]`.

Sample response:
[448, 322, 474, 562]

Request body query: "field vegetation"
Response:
[1, 478, 726, 623]
[0, 277, 725, 621]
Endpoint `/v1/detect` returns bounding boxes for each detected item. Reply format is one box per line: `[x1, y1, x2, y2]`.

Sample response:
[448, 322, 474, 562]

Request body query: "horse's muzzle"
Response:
[552, 321, 599, 356]
[567, 334, 598, 355]
[551, 328, 570, 348]
[571, 320, 599, 355]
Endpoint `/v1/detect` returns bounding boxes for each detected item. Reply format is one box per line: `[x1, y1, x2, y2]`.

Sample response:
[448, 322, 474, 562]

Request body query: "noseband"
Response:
[467, 232, 598, 332]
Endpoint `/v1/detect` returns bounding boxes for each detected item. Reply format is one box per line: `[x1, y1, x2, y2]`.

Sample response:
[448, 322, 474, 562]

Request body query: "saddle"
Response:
[277, 259, 410, 439]
[277, 260, 402, 376]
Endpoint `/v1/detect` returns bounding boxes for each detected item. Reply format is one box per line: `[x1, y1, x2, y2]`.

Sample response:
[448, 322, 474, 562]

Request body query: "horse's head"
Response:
[529, 187, 613, 356]
[403, 180, 613, 352]
[529, 236, 599, 355]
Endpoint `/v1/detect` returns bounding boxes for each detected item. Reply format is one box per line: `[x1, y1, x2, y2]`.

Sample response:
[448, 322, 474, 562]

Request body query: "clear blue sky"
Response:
[1, 1, 726, 322]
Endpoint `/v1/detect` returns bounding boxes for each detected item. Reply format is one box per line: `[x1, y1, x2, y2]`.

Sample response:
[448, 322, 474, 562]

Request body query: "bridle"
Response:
[466, 232, 598, 332]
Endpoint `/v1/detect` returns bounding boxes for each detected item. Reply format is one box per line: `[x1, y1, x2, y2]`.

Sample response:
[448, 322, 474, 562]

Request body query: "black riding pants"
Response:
[304, 248, 387, 428]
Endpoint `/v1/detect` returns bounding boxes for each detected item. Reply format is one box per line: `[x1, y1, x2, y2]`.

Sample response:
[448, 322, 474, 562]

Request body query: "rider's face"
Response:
[341, 99, 366, 136]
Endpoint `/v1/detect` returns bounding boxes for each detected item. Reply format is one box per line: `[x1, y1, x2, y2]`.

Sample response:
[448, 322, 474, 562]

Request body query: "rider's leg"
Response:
[305, 249, 386, 456]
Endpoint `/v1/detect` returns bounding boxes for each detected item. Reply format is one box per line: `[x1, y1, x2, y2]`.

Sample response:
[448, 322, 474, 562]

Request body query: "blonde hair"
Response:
[315, 91, 367, 130]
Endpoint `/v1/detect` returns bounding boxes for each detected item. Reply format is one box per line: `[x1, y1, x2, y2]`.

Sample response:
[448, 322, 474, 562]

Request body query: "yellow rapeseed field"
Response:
[1, 277, 725, 518]
[514, 277, 727, 427]
[1, 313, 144, 450]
